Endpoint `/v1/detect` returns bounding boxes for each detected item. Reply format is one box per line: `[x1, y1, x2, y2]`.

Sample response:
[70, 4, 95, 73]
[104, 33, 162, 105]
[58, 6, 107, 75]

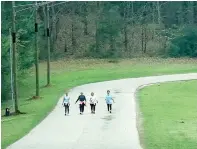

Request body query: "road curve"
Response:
[7, 73, 197, 149]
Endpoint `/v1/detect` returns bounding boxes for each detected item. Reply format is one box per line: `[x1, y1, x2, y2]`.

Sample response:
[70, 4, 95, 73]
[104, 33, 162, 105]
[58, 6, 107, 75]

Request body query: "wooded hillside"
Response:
[1, 1, 197, 101]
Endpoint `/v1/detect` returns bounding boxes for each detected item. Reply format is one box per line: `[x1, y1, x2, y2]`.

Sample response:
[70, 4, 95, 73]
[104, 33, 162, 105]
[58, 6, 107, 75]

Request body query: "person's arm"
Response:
[68, 97, 70, 105]
[112, 97, 115, 103]
[84, 96, 87, 106]
[62, 96, 65, 105]
[75, 96, 79, 104]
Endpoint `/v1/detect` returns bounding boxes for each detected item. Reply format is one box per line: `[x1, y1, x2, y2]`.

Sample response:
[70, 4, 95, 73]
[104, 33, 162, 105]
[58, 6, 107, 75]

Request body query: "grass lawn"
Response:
[1, 58, 197, 149]
[138, 80, 197, 149]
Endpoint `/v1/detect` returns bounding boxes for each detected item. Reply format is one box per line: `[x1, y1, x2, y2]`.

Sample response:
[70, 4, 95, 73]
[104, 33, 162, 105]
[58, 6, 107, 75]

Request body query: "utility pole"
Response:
[12, 1, 19, 113]
[35, 1, 39, 97]
[9, 28, 15, 110]
[47, 3, 51, 86]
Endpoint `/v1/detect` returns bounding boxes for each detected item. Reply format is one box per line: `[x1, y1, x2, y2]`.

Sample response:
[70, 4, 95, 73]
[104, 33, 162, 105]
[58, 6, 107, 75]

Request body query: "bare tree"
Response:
[51, 2, 57, 52]
[71, 4, 76, 54]
[157, 1, 161, 25]
[123, 2, 128, 51]
[152, 2, 155, 40]
[95, 1, 100, 53]
[188, 1, 194, 24]
[83, 2, 88, 35]
[42, 5, 47, 37]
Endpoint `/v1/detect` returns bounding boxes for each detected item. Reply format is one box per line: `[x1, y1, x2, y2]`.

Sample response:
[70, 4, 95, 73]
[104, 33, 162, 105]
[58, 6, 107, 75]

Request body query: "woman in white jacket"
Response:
[62, 92, 70, 115]
[89, 92, 98, 114]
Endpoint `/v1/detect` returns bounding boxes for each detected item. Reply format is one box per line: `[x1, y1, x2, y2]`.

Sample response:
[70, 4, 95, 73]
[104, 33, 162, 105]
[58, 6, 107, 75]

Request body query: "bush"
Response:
[146, 41, 163, 57]
[166, 26, 197, 58]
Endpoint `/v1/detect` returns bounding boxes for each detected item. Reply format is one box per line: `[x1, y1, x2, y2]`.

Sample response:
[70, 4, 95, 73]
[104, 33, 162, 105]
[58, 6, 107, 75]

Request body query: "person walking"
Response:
[89, 92, 98, 114]
[105, 90, 115, 113]
[75, 92, 86, 114]
[62, 92, 70, 115]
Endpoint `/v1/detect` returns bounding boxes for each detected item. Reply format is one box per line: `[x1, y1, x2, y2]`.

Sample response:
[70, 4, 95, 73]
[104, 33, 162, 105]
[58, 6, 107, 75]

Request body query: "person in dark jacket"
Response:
[75, 92, 86, 114]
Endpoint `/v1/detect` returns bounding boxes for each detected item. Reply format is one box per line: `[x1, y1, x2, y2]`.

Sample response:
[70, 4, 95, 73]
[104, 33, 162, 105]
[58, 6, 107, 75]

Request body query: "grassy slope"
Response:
[1, 58, 197, 148]
[138, 80, 197, 149]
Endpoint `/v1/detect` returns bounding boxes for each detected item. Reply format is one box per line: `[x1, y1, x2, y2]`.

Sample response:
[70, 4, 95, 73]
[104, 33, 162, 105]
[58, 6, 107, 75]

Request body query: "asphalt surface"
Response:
[7, 73, 197, 149]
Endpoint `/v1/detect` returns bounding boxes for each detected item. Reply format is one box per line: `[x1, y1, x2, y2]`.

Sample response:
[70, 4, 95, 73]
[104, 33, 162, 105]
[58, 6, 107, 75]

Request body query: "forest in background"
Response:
[1, 1, 197, 101]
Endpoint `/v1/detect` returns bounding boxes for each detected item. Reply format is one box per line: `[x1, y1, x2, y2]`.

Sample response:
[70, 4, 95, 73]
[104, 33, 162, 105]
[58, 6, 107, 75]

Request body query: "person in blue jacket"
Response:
[105, 90, 115, 113]
[75, 92, 86, 114]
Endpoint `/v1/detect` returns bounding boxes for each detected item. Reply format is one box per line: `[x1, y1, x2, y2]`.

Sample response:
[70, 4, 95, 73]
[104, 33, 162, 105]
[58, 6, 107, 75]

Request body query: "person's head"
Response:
[91, 92, 94, 96]
[65, 92, 68, 96]
[80, 92, 83, 95]
[107, 90, 110, 95]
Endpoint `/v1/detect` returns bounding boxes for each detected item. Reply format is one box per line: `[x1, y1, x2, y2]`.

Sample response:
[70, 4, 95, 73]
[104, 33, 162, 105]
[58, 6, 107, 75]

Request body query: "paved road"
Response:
[7, 73, 197, 149]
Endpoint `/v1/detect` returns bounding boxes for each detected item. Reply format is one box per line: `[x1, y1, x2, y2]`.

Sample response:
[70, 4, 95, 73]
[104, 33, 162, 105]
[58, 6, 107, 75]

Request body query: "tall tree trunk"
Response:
[152, 2, 155, 40]
[141, 26, 144, 53]
[177, 2, 184, 25]
[35, 2, 39, 97]
[71, 22, 76, 54]
[56, 18, 59, 39]
[123, 2, 128, 52]
[123, 25, 128, 52]
[64, 39, 68, 52]
[131, 2, 134, 26]
[43, 6, 47, 37]
[110, 34, 115, 54]
[194, 2, 197, 24]
[131, 2, 134, 51]
[12, 1, 19, 113]
[51, 3, 56, 52]
[144, 26, 147, 53]
[157, 1, 161, 25]
[188, 1, 194, 24]
[84, 2, 88, 35]
[46, 3, 51, 86]
[71, 7, 76, 54]
[95, 2, 100, 53]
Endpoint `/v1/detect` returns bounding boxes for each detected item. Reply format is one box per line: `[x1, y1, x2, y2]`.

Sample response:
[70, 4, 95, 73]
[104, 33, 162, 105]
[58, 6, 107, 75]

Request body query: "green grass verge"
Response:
[138, 80, 197, 149]
[1, 58, 197, 148]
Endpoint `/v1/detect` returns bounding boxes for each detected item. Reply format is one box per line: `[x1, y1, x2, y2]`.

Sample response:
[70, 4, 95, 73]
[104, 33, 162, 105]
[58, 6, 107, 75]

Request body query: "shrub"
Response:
[166, 26, 197, 58]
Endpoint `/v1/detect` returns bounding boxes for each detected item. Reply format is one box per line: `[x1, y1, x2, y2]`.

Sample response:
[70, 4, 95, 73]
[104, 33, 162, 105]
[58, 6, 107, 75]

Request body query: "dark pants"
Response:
[90, 104, 96, 112]
[64, 103, 69, 114]
[107, 104, 112, 111]
[79, 103, 85, 113]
